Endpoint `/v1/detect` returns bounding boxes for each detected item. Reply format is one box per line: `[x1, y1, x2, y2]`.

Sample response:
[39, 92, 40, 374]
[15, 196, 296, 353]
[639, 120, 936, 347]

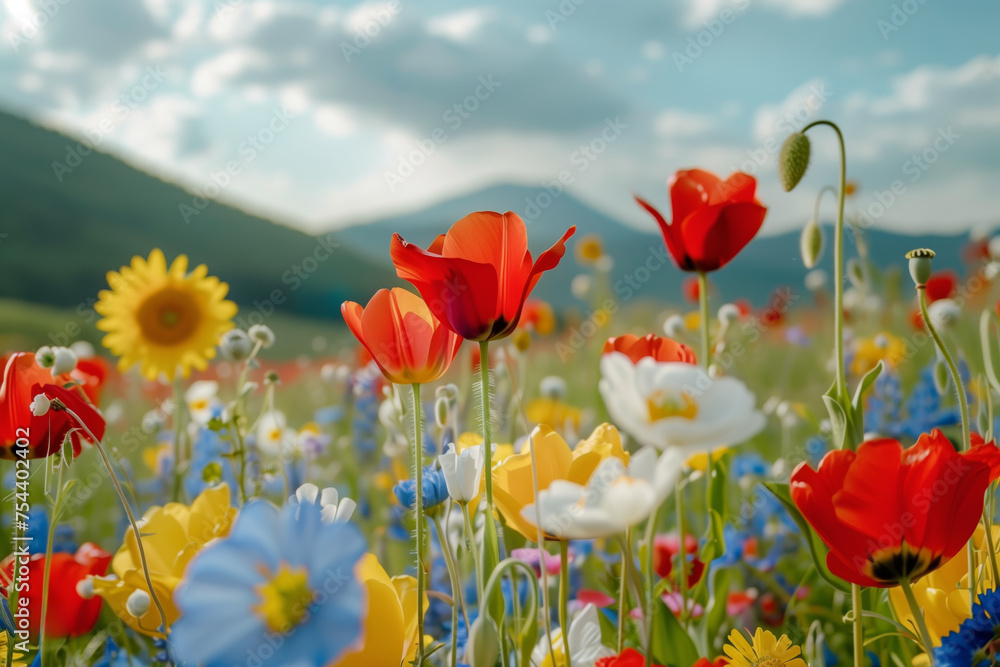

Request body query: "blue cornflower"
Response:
[26, 507, 77, 554]
[171, 500, 367, 667]
[184, 426, 238, 503]
[731, 452, 769, 479]
[393, 465, 450, 510]
[935, 588, 1000, 666]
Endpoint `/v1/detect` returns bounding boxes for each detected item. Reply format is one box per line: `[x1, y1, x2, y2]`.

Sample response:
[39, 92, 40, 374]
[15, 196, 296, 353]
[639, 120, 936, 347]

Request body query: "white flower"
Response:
[220, 329, 253, 361]
[530, 603, 614, 666]
[599, 353, 765, 453]
[256, 410, 296, 457]
[928, 298, 961, 328]
[126, 589, 151, 618]
[805, 269, 828, 292]
[30, 394, 51, 417]
[248, 324, 276, 349]
[438, 443, 484, 503]
[185, 381, 219, 425]
[289, 483, 356, 524]
[520, 447, 684, 540]
[50, 346, 77, 376]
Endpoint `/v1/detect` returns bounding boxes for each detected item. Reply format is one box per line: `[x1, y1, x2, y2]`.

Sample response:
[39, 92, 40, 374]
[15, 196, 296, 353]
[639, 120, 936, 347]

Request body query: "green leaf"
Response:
[699, 509, 725, 565]
[650, 598, 700, 667]
[705, 567, 734, 648]
[481, 515, 504, 623]
[822, 381, 849, 451]
[852, 361, 883, 412]
[207, 417, 225, 432]
[762, 482, 849, 593]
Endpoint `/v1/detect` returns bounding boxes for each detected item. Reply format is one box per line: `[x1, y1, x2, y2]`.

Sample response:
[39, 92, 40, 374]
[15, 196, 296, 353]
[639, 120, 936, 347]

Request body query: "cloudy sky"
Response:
[1, 0, 998, 235]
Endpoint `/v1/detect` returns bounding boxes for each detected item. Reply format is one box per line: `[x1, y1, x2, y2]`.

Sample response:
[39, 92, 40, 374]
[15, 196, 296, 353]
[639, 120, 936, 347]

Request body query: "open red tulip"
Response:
[0, 353, 106, 460]
[636, 169, 766, 273]
[390, 211, 575, 341]
[1, 542, 112, 638]
[790, 429, 1000, 587]
[603, 334, 697, 365]
[342, 288, 462, 385]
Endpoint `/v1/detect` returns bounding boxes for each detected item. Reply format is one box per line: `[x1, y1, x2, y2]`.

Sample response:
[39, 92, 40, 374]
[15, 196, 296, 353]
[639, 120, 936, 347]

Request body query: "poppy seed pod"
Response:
[800, 218, 824, 269]
[905, 248, 935, 287]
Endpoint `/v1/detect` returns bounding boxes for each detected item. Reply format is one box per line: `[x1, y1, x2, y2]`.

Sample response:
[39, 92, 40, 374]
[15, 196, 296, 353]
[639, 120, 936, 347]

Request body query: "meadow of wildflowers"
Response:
[6, 123, 1000, 667]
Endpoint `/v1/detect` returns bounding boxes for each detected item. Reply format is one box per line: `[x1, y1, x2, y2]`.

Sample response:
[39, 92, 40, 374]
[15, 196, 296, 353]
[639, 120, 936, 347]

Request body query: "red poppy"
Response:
[682, 276, 703, 303]
[1, 542, 112, 638]
[519, 299, 557, 336]
[925, 270, 958, 303]
[790, 429, 999, 587]
[603, 334, 697, 365]
[596, 649, 664, 667]
[726, 589, 758, 616]
[390, 211, 575, 341]
[342, 288, 462, 385]
[635, 169, 767, 273]
[0, 353, 106, 460]
[652, 534, 705, 587]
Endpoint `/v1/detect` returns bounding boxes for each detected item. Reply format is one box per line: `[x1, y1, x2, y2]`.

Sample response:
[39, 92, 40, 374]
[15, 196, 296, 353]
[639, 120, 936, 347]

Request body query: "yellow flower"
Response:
[686, 448, 728, 472]
[96, 248, 237, 380]
[492, 423, 628, 540]
[329, 553, 428, 667]
[525, 397, 582, 432]
[92, 484, 236, 637]
[456, 432, 515, 464]
[684, 311, 701, 331]
[850, 332, 906, 376]
[889, 524, 997, 647]
[723, 628, 807, 667]
[575, 234, 605, 264]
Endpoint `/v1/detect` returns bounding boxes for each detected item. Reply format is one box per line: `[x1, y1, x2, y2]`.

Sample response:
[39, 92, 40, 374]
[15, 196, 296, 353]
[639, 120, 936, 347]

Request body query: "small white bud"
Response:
[928, 299, 961, 329]
[804, 269, 828, 292]
[220, 329, 254, 361]
[76, 576, 95, 599]
[570, 274, 592, 299]
[539, 376, 568, 400]
[126, 589, 151, 618]
[248, 324, 276, 349]
[664, 314, 686, 339]
[30, 394, 51, 417]
[70, 340, 95, 359]
[35, 346, 55, 368]
[717, 304, 740, 326]
[50, 347, 77, 376]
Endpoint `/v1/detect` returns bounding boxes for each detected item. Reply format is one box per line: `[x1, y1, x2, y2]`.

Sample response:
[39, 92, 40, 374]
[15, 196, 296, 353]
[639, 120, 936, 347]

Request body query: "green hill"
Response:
[0, 110, 396, 331]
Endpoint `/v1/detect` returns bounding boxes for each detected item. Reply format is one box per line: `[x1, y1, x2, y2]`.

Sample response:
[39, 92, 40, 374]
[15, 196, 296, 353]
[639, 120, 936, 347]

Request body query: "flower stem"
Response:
[697, 271, 711, 369]
[899, 577, 934, 655]
[675, 482, 689, 627]
[172, 373, 185, 502]
[410, 383, 426, 666]
[432, 513, 469, 667]
[478, 340, 503, 622]
[39, 456, 65, 665]
[802, 120, 849, 428]
[61, 405, 170, 636]
[559, 539, 572, 667]
[643, 502, 662, 667]
[851, 583, 864, 667]
[461, 501, 484, 600]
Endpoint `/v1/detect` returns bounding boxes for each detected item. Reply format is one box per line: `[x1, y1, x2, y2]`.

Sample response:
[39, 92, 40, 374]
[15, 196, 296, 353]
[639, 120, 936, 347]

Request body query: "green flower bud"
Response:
[778, 132, 811, 192]
[466, 616, 501, 667]
[846, 258, 866, 289]
[933, 357, 949, 396]
[905, 248, 935, 286]
[800, 219, 824, 269]
[435, 396, 450, 429]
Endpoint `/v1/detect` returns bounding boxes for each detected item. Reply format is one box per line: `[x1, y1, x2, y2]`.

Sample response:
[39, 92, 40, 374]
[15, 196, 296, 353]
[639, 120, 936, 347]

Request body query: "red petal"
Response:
[669, 169, 721, 222]
[635, 195, 691, 270]
[680, 201, 767, 272]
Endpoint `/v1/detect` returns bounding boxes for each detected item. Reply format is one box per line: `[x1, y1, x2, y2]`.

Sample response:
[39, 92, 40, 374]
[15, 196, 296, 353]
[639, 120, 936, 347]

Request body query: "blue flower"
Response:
[393, 465, 450, 510]
[934, 587, 1000, 666]
[171, 500, 367, 667]
[184, 427, 238, 503]
[26, 507, 77, 554]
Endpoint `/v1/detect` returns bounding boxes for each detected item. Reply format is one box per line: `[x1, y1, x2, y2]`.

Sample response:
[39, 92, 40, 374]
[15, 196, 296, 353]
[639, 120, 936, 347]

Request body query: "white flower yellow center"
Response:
[647, 390, 698, 422]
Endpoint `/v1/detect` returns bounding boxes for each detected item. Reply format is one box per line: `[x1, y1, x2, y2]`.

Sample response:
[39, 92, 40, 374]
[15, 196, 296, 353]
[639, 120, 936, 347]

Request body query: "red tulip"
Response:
[925, 270, 958, 303]
[390, 211, 575, 341]
[342, 288, 462, 385]
[1, 542, 112, 638]
[652, 534, 705, 587]
[603, 334, 697, 365]
[0, 353, 106, 460]
[596, 650, 726, 667]
[636, 169, 767, 272]
[790, 430, 1000, 587]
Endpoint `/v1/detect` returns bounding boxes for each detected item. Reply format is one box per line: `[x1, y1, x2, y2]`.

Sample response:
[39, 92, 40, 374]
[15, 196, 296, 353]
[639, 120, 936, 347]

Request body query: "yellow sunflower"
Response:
[723, 628, 807, 667]
[95, 249, 237, 380]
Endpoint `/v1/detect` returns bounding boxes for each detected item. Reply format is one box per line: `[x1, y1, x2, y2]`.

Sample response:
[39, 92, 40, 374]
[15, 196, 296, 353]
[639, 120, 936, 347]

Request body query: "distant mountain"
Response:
[336, 183, 972, 308]
[0, 110, 396, 326]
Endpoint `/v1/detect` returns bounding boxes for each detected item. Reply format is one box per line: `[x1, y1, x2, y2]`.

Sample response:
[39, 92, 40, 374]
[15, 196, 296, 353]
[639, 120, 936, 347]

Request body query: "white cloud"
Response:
[684, 0, 848, 28]
[655, 109, 712, 137]
[426, 7, 494, 42]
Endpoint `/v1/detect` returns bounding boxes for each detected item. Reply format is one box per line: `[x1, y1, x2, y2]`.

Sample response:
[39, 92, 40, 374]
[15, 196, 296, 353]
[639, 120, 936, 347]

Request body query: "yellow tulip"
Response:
[92, 484, 236, 637]
[686, 448, 729, 472]
[329, 554, 428, 667]
[889, 524, 998, 648]
[492, 423, 629, 540]
[525, 398, 582, 433]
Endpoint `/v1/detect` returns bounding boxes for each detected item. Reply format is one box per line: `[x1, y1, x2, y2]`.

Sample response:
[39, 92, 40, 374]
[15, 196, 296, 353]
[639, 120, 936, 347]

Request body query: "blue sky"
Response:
[1, 0, 998, 236]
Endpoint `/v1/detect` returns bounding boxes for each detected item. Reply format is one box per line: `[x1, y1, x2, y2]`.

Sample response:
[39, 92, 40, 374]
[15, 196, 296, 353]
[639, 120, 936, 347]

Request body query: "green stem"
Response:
[172, 373, 185, 502]
[802, 120, 849, 419]
[899, 577, 934, 655]
[616, 530, 643, 654]
[461, 502, 484, 600]
[559, 539, 572, 667]
[478, 340, 503, 624]
[432, 514, 469, 667]
[39, 458, 65, 664]
[985, 520, 1000, 590]
[851, 583, 865, 667]
[410, 383, 426, 667]
[675, 482, 689, 627]
[697, 271, 710, 369]
[643, 502, 662, 667]
[61, 406, 170, 636]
